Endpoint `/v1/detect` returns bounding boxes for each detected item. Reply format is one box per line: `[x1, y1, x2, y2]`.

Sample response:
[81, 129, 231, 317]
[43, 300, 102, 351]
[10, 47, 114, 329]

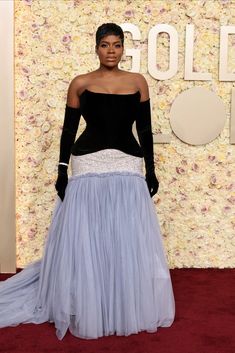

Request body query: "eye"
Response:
[101, 44, 107, 48]
[115, 44, 121, 47]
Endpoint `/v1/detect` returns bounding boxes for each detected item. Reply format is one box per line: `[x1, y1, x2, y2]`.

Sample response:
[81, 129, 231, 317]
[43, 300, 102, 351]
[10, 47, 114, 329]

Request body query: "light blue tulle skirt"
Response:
[0, 149, 175, 340]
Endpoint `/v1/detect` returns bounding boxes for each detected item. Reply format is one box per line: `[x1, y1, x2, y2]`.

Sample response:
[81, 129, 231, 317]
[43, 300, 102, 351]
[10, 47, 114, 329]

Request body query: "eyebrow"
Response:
[100, 40, 121, 44]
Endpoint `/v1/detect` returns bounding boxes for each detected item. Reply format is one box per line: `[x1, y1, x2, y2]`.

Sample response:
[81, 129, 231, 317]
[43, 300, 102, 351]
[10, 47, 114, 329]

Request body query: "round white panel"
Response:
[169, 87, 226, 145]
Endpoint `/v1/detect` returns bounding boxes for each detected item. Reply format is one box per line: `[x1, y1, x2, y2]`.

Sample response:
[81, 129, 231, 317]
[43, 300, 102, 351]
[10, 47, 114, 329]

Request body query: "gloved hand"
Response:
[136, 98, 159, 197]
[55, 104, 81, 201]
[145, 172, 159, 197]
[55, 164, 68, 201]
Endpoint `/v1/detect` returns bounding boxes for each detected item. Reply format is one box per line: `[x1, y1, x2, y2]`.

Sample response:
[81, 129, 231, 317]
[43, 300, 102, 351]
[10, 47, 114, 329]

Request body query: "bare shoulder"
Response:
[69, 73, 90, 90]
[133, 73, 150, 102]
[66, 73, 91, 107]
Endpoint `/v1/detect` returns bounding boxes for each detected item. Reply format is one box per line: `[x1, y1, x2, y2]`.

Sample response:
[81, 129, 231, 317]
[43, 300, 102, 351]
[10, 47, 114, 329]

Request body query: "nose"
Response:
[108, 45, 115, 53]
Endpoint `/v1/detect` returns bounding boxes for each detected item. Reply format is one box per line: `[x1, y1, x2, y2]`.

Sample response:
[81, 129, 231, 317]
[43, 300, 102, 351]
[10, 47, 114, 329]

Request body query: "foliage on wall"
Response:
[15, 0, 235, 268]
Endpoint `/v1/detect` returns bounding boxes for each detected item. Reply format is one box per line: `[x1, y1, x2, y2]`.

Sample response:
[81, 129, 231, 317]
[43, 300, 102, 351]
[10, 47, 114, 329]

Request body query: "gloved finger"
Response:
[150, 185, 158, 197]
[57, 191, 65, 201]
[150, 189, 156, 197]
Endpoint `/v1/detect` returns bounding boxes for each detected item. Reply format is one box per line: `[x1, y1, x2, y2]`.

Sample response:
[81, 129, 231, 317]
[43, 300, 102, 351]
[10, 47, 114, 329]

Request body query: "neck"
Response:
[96, 64, 121, 76]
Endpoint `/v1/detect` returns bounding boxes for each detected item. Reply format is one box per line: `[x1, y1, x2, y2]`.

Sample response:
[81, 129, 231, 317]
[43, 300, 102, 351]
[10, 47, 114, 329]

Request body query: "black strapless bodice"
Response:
[70, 89, 144, 158]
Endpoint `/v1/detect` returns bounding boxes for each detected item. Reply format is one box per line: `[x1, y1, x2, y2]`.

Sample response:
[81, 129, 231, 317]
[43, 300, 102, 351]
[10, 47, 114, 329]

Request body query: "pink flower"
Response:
[156, 84, 167, 95]
[169, 177, 177, 184]
[191, 163, 199, 172]
[124, 10, 134, 17]
[21, 66, 30, 76]
[208, 155, 216, 162]
[24, 0, 32, 5]
[227, 196, 235, 205]
[210, 174, 217, 185]
[32, 23, 40, 32]
[28, 228, 37, 239]
[62, 34, 71, 44]
[19, 90, 28, 100]
[31, 186, 37, 193]
[201, 206, 209, 213]
[226, 183, 234, 190]
[176, 167, 185, 174]
[145, 5, 152, 14]
[74, 0, 82, 6]
[27, 115, 36, 125]
[32, 34, 41, 40]
[27, 156, 40, 167]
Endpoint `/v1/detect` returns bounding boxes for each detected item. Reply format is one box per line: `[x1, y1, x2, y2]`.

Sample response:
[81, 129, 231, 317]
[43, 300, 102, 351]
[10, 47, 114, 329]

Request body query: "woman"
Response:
[0, 23, 175, 340]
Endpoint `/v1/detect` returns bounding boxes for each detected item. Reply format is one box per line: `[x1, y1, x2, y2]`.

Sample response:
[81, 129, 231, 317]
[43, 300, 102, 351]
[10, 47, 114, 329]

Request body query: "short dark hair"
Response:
[95, 23, 124, 47]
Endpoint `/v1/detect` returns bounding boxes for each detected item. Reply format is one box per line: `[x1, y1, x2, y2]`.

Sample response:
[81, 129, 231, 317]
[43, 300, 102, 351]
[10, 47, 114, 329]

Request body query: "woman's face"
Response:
[96, 34, 124, 67]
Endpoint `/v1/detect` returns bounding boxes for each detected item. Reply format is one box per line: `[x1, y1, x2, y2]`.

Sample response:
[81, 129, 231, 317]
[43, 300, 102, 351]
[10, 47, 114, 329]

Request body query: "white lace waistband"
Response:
[71, 149, 143, 177]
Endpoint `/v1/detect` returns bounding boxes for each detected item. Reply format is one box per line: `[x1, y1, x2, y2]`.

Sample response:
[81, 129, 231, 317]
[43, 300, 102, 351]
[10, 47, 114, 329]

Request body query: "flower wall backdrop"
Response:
[15, 0, 235, 268]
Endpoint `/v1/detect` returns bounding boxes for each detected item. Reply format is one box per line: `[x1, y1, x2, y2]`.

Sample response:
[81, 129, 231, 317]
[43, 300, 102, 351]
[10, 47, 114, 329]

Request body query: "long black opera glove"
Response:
[55, 104, 81, 201]
[136, 99, 159, 197]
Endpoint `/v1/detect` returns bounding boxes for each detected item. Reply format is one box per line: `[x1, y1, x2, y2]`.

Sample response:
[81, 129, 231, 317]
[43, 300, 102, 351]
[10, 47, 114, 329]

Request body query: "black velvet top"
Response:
[70, 89, 144, 158]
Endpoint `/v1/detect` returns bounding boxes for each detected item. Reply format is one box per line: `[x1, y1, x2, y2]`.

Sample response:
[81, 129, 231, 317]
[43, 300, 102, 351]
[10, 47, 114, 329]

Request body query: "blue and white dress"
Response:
[0, 91, 175, 340]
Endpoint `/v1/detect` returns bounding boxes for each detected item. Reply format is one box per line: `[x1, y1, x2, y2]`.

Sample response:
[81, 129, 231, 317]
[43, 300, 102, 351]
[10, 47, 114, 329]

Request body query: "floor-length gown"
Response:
[0, 90, 175, 340]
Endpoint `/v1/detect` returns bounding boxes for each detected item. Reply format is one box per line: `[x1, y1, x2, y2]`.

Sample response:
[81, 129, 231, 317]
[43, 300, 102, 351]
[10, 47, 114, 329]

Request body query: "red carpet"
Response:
[0, 268, 234, 353]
